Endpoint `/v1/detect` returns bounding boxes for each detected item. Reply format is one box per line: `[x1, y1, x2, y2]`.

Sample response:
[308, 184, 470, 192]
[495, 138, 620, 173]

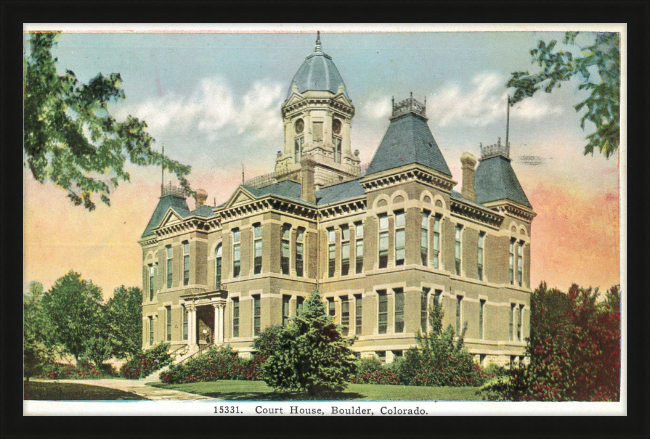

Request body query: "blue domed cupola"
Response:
[285, 31, 350, 101]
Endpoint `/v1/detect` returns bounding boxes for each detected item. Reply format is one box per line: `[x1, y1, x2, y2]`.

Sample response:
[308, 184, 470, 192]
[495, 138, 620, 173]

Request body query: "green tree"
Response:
[84, 336, 113, 367]
[261, 290, 356, 396]
[507, 32, 620, 158]
[105, 286, 143, 359]
[23, 32, 192, 211]
[24, 281, 60, 380]
[41, 271, 105, 361]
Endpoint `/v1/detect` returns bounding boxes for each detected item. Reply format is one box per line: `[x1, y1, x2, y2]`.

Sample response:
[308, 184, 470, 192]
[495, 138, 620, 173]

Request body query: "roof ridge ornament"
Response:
[314, 31, 322, 53]
[391, 92, 427, 119]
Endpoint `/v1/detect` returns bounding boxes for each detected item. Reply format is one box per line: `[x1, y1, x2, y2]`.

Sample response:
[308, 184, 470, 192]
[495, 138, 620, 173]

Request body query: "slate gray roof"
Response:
[474, 155, 532, 208]
[365, 112, 452, 177]
[242, 180, 313, 206]
[141, 195, 190, 238]
[315, 178, 365, 206]
[285, 48, 349, 100]
[190, 204, 217, 218]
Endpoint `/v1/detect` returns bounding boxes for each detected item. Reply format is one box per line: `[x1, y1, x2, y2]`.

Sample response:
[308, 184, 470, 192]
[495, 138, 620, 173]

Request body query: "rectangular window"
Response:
[281, 224, 291, 275]
[355, 294, 362, 335]
[478, 299, 485, 340]
[433, 289, 442, 308]
[166, 246, 173, 288]
[341, 225, 350, 276]
[295, 228, 304, 277]
[166, 306, 172, 341]
[149, 264, 155, 301]
[183, 242, 190, 286]
[509, 240, 515, 285]
[421, 211, 429, 266]
[182, 305, 188, 340]
[394, 288, 404, 333]
[433, 215, 441, 269]
[518, 305, 524, 341]
[421, 287, 430, 332]
[215, 245, 222, 289]
[296, 296, 305, 315]
[282, 295, 290, 326]
[233, 228, 241, 278]
[253, 295, 261, 336]
[456, 296, 463, 334]
[253, 224, 263, 275]
[334, 138, 342, 164]
[232, 298, 239, 338]
[341, 296, 349, 336]
[517, 243, 523, 287]
[294, 137, 304, 164]
[509, 303, 515, 341]
[454, 225, 462, 275]
[355, 222, 363, 274]
[328, 228, 336, 278]
[377, 290, 388, 335]
[313, 121, 323, 142]
[328, 298, 335, 317]
[395, 210, 405, 266]
[149, 316, 154, 345]
[378, 214, 389, 269]
[478, 232, 485, 281]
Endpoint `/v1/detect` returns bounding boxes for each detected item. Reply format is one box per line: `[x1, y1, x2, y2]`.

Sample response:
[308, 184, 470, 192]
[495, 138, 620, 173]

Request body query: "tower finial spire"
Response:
[315, 31, 322, 52]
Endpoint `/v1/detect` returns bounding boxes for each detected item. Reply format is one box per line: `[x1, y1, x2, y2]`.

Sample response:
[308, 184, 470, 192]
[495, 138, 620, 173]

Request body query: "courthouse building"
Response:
[139, 35, 536, 366]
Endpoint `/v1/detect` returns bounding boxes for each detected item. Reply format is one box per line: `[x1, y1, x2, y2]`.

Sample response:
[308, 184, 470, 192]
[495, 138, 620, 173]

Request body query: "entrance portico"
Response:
[181, 289, 228, 354]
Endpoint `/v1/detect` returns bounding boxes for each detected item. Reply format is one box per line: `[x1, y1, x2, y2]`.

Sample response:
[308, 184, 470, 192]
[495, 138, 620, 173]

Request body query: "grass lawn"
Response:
[24, 381, 147, 401]
[149, 380, 481, 401]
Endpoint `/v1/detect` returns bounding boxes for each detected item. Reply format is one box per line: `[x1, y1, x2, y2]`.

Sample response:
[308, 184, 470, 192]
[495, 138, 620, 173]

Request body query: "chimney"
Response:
[194, 188, 208, 208]
[460, 153, 477, 202]
[300, 156, 316, 204]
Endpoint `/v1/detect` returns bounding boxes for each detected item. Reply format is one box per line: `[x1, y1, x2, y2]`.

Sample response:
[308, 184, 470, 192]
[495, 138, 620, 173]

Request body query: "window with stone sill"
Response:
[341, 296, 350, 336]
[282, 295, 290, 326]
[421, 210, 430, 266]
[215, 244, 222, 289]
[253, 295, 261, 336]
[328, 228, 336, 278]
[328, 298, 336, 318]
[253, 223, 263, 275]
[355, 294, 362, 335]
[166, 306, 172, 341]
[421, 287, 430, 332]
[478, 232, 485, 281]
[377, 290, 388, 335]
[479, 299, 486, 340]
[166, 246, 173, 288]
[394, 288, 404, 333]
[509, 239, 515, 285]
[433, 215, 441, 269]
[355, 222, 364, 274]
[281, 224, 291, 275]
[233, 228, 241, 278]
[517, 242, 524, 287]
[395, 210, 405, 266]
[182, 241, 190, 286]
[148, 264, 155, 301]
[456, 295, 463, 334]
[296, 296, 305, 315]
[341, 225, 350, 276]
[295, 227, 305, 277]
[232, 298, 239, 338]
[454, 225, 463, 276]
[182, 305, 188, 340]
[378, 214, 389, 269]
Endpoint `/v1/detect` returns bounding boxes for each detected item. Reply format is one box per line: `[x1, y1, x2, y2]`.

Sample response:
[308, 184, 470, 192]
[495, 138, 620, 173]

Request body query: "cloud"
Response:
[428, 72, 564, 127]
[115, 78, 284, 141]
[362, 96, 392, 120]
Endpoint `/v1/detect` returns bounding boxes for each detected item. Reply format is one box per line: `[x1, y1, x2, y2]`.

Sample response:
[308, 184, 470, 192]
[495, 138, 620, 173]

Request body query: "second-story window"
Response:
[281, 224, 291, 275]
[394, 288, 404, 333]
[215, 244, 222, 289]
[509, 239, 515, 285]
[421, 210, 429, 266]
[355, 222, 363, 273]
[296, 227, 305, 277]
[433, 215, 441, 269]
[517, 242, 523, 287]
[478, 232, 485, 281]
[166, 246, 173, 288]
[328, 228, 336, 278]
[253, 223, 263, 275]
[148, 264, 155, 301]
[341, 225, 350, 276]
[395, 210, 405, 266]
[233, 228, 241, 278]
[454, 225, 463, 275]
[183, 241, 190, 286]
[378, 214, 389, 269]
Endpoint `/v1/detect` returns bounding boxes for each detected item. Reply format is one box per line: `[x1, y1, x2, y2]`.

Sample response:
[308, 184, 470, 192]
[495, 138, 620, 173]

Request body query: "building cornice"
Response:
[360, 164, 456, 193]
[483, 200, 537, 222]
[450, 198, 504, 227]
[318, 197, 367, 220]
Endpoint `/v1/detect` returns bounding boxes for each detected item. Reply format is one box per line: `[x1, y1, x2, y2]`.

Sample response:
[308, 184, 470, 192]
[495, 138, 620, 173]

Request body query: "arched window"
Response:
[215, 244, 222, 290]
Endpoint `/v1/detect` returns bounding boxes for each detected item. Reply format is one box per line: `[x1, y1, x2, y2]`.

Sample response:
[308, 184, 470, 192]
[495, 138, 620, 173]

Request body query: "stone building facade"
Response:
[139, 35, 536, 366]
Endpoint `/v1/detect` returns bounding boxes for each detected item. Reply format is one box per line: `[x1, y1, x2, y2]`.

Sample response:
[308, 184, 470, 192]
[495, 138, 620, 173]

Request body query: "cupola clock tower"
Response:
[275, 32, 360, 189]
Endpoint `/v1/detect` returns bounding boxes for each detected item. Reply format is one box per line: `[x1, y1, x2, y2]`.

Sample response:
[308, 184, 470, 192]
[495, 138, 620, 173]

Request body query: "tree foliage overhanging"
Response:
[24, 32, 193, 211]
[507, 32, 620, 158]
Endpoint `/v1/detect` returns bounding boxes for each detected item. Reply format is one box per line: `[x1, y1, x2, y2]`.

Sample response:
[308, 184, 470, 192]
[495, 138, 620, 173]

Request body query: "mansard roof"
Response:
[141, 194, 216, 238]
[241, 180, 312, 206]
[474, 155, 532, 208]
[315, 178, 365, 206]
[365, 112, 452, 178]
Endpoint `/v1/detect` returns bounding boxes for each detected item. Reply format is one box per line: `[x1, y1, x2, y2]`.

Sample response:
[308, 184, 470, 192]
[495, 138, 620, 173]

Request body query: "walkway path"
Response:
[32, 378, 216, 401]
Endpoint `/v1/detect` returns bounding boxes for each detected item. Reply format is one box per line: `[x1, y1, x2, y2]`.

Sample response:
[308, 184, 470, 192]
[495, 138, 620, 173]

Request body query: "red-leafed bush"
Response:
[480, 283, 621, 401]
[120, 343, 172, 379]
[161, 346, 263, 384]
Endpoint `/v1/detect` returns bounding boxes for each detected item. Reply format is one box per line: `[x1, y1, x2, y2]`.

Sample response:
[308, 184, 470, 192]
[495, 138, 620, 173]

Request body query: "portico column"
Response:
[218, 303, 226, 345]
[213, 303, 220, 346]
[211, 299, 226, 346]
[187, 303, 197, 348]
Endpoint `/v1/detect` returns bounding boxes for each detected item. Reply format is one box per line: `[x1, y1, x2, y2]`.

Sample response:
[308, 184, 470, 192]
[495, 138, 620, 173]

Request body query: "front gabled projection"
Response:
[225, 187, 256, 209]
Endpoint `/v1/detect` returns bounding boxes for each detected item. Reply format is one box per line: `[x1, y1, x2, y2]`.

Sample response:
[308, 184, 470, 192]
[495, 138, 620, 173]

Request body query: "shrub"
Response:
[262, 290, 356, 396]
[37, 362, 115, 380]
[480, 283, 621, 401]
[351, 370, 401, 385]
[160, 346, 262, 384]
[353, 357, 384, 377]
[120, 343, 172, 379]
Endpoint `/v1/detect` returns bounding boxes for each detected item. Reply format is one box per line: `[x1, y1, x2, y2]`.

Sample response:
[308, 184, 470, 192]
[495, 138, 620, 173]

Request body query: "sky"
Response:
[23, 25, 622, 300]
